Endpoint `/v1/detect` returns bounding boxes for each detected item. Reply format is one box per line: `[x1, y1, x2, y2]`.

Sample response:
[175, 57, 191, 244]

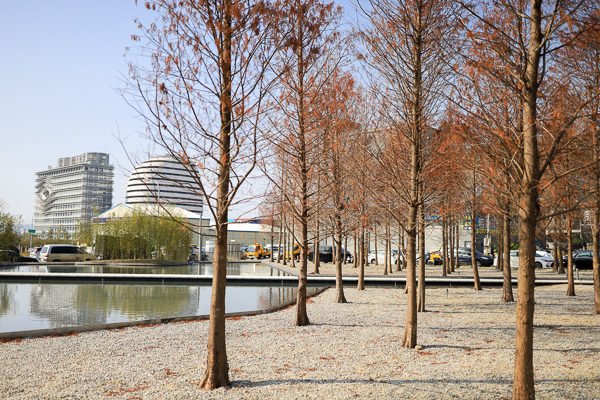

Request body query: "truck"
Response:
[246, 243, 271, 260]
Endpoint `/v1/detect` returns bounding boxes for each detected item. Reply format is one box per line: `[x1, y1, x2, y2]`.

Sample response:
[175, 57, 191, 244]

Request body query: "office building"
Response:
[34, 152, 114, 237]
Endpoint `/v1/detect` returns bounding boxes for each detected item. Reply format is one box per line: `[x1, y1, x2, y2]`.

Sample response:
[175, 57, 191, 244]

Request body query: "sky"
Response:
[0, 1, 158, 225]
[0, 0, 356, 227]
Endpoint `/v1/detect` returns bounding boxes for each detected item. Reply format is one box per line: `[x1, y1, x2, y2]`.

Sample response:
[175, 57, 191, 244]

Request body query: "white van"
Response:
[39, 245, 93, 262]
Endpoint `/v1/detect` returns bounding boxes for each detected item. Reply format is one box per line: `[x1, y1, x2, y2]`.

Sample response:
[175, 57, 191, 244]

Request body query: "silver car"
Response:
[29, 246, 43, 260]
[39, 245, 92, 262]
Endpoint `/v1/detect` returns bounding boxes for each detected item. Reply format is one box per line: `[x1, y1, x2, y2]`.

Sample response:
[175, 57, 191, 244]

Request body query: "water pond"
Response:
[0, 263, 315, 334]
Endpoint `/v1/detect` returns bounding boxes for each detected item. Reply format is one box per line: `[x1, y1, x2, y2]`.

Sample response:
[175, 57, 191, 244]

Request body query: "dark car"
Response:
[308, 245, 333, 263]
[0, 249, 38, 263]
[343, 250, 353, 264]
[457, 247, 494, 267]
[564, 250, 595, 270]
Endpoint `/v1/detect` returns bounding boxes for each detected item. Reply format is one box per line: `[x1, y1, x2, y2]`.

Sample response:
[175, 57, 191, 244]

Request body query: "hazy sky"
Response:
[0, 0, 355, 226]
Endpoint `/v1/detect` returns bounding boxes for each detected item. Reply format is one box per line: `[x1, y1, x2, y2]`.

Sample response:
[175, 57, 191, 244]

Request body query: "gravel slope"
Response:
[1, 284, 599, 399]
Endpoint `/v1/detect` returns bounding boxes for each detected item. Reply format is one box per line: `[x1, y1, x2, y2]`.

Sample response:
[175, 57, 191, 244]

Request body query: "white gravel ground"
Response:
[1, 284, 599, 399]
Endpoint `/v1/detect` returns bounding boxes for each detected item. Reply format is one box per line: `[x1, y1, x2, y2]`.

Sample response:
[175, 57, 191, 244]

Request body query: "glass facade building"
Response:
[34, 152, 114, 237]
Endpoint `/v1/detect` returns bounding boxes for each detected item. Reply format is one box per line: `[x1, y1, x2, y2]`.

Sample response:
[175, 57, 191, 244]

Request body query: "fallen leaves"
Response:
[105, 384, 149, 397]
[0, 337, 22, 343]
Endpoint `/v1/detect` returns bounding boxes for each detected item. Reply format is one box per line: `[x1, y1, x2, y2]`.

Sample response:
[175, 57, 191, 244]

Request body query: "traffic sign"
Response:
[28, 229, 35, 233]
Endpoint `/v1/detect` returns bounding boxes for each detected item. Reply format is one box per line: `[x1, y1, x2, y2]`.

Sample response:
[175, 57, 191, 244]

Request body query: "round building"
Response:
[125, 156, 203, 214]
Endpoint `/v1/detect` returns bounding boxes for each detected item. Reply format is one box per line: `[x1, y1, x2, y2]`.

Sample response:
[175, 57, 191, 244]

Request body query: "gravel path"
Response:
[1, 284, 599, 399]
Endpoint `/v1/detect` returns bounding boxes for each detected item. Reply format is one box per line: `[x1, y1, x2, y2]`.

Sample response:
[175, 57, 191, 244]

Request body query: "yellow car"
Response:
[428, 251, 443, 265]
[285, 243, 301, 260]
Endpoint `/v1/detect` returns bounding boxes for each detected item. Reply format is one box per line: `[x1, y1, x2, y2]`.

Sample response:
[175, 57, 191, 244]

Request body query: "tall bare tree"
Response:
[357, 0, 459, 347]
[457, 1, 598, 397]
[265, 0, 343, 325]
[125, 0, 282, 389]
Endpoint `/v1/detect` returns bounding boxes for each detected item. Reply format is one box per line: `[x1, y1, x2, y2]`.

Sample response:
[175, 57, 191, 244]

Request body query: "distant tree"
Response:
[357, 0, 460, 346]
[93, 208, 191, 262]
[316, 67, 362, 303]
[560, 8, 600, 312]
[0, 200, 22, 251]
[266, 0, 343, 326]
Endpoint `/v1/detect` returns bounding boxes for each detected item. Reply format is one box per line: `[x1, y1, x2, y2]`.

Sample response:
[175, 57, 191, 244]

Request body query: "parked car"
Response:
[308, 245, 333, 263]
[39, 245, 93, 262]
[536, 250, 553, 258]
[188, 245, 207, 261]
[427, 250, 443, 265]
[367, 249, 398, 265]
[29, 246, 43, 259]
[286, 243, 301, 260]
[343, 249, 353, 264]
[0, 249, 38, 263]
[457, 248, 494, 267]
[565, 250, 595, 270]
[391, 249, 405, 266]
[500, 250, 556, 269]
[415, 251, 432, 264]
[265, 244, 284, 260]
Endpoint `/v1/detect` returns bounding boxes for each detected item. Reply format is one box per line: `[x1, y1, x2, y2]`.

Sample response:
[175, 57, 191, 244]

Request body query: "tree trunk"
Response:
[442, 216, 447, 277]
[313, 217, 320, 274]
[277, 211, 283, 264]
[552, 238, 558, 271]
[387, 224, 393, 273]
[270, 225, 274, 262]
[558, 244, 565, 274]
[344, 236, 348, 265]
[357, 227, 365, 290]
[382, 226, 388, 275]
[291, 223, 296, 268]
[497, 227, 504, 272]
[502, 212, 514, 303]
[353, 231, 357, 269]
[402, 203, 418, 347]
[594, 116, 600, 313]
[334, 215, 347, 303]
[397, 225, 403, 271]
[200, 1, 233, 388]
[449, 216, 455, 273]
[282, 218, 287, 266]
[567, 216, 575, 296]
[471, 209, 482, 291]
[374, 229, 379, 265]
[455, 218, 460, 270]
[294, 12, 309, 326]
[513, 3, 543, 395]
[594, 172, 600, 313]
[497, 220, 504, 271]
[417, 202, 426, 312]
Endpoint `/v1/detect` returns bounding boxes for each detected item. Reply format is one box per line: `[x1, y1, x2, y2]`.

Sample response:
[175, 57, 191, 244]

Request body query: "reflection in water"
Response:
[0, 284, 16, 316]
[1, 263, 287, 277]
[27, 284, 198, 328]
[0, 283, 316, 334]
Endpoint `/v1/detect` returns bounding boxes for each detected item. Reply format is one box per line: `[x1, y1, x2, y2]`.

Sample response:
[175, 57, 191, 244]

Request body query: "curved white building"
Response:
[125, 156, 203, 214]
